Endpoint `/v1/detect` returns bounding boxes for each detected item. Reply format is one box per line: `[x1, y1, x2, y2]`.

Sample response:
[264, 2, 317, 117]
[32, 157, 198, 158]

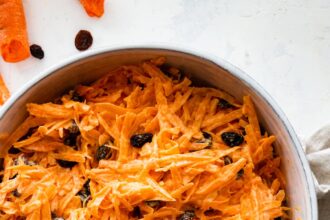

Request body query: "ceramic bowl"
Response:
[0, 47, 317, 219]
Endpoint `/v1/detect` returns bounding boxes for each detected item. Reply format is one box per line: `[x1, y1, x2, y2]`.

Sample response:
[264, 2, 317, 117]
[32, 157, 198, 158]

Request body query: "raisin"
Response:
[131, 206, 142, 218]
[196, 132, 212, 148]
[223, 156, 232, 165]
[75, 30, 93, 51]
[221, 132, 244, 147]
[8, 146, 21, 154]
[218, 98, 233, 109]
[18, 127, 38, 141]
[160, 65, 183, 81]
[77, 179, 91, 207]
[160, 65, 172, 77]
[260, 124, 266, 136]
[95, 145, 112, 161]
[178, 210, 199, 220]
[130, 133, 153, 148]
[30, 44, 44, 59]
[139, 84, 145, 90]
[0, 158, 3, 183]
[51, 212, 65, 220]
[63, 133, 78, 147]
[57, 160, 77, 168]
[236, 169, 244, 179]
[68, 121, 80, 134]
[145, 200, 164, 210]
[63, 122, 80, 148]
[204, 208, 221, 216]
[71, 91, 85, 102]
[274, 218, 282, 220]
[12, 189, 21, 197]
[241, 128, 246, 136]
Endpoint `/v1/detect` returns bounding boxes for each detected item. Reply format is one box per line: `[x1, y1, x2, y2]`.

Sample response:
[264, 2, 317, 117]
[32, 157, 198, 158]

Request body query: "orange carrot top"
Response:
[79, 0, 105, 17]
[0, 0, 30, 62]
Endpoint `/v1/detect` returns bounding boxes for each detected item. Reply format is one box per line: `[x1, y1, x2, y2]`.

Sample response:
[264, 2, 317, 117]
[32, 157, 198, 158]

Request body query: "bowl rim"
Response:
[0, 45, 318, 219]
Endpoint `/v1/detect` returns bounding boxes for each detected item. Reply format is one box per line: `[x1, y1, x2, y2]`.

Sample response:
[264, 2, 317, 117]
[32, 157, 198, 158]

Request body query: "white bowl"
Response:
[0, 46, 317, 219]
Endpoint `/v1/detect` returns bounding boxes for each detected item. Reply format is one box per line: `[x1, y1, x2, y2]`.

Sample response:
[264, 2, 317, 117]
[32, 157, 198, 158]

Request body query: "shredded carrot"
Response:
[79, 0, 105, 17]
[0, 0, 30, 62]
[0, 74, 10, 105]
[0, 57, 287, 219]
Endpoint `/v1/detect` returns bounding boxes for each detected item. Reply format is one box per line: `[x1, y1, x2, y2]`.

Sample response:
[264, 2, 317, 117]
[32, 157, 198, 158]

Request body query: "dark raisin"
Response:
[260, 124, 266, 136]
[68, 121, 80, 134]
[71, 91, 85, 102]
[218, 98, 233, 109]
[221, 132, 244, 147]
[274, 217, 282, 220]
[63, 122, 80, 148]
[75, 30, 93, 51]
[12, 189, 21, 197]
[130, 133, 153, 148]
[18, 127, 38, 141]
[57, 160, 77, 168]
[178, 210, 199, 220]
[145, 200, 164, 210]
[51, 212, 65, 220]
[223, 156, 232, 165]
[77, 179, 91, 207]
[236, 169, 244, 179]
[131, 206, 142, 218]
[95, 145, 112, 161]
[241, 128, 246, 136]
[30, 44, 44, 59]
[204, 208, 221, 216]
[160, 65, 183, 81]
[8, 146, 21, 154]
[139, 84, 145, 90]
[160, 65, 172, 77]
[202, 131, 211, 140]
[196, 131, 212, 148]
[63, 133, 78, 147]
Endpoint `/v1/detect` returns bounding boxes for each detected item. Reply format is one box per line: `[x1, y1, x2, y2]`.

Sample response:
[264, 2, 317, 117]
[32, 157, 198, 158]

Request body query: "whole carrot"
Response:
[0, 0, 30, 62]
[79, 0, 105, 17]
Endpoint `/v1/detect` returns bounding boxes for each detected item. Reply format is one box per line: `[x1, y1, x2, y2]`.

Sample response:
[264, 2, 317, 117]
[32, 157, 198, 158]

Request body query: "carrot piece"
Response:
[0, 74, 10, 105]
[0, 0, 30, 62]
[79, 0, 105, 17]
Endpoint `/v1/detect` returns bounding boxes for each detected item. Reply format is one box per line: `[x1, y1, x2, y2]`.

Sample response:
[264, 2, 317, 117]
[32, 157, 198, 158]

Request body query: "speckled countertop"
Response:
[0, 0, 329, 138]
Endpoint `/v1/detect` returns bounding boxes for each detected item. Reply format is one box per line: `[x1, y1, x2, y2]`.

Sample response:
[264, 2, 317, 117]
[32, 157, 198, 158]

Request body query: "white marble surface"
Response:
[0, 0, 329, 138]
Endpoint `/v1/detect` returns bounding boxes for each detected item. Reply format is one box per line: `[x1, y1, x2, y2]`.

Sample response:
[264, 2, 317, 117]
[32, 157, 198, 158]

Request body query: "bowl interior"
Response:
[0, 48, 315, 219]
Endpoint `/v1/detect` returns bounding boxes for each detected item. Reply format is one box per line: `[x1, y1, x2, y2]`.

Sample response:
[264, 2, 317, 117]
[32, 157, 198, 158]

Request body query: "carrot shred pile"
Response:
[79, 0, 105, 17]
[0, 0, 30, 62]
[0, 57, 287, 219]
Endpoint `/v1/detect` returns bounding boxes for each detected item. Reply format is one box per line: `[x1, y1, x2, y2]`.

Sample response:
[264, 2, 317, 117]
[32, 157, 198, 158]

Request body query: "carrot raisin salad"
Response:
[0, 57, 287, 220]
